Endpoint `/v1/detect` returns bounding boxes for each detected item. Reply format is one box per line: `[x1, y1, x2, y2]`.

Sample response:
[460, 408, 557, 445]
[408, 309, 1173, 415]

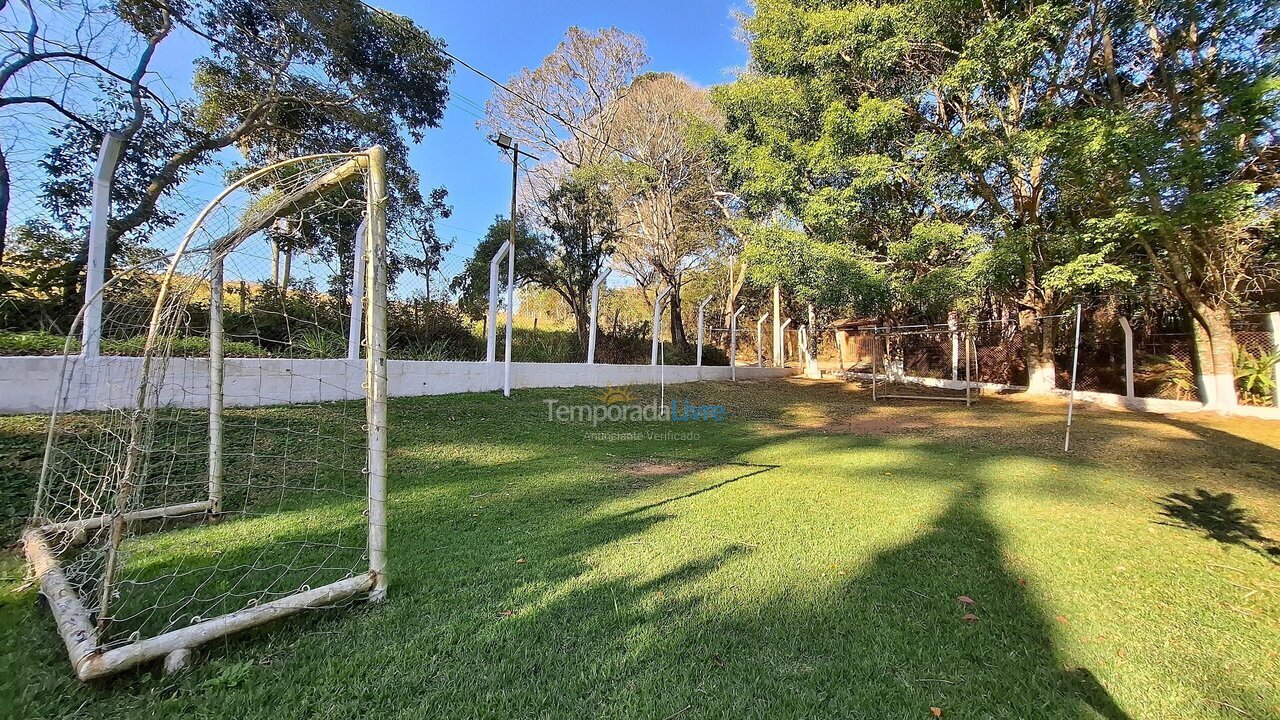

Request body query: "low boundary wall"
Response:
[843, 370, 1280, 419]
[0, 356, 796, 414]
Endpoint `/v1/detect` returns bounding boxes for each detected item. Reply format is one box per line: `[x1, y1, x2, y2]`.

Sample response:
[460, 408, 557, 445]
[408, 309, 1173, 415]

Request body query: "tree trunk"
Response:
[0, 144, 9, 264]
[1191, 300, 1238, 412]
[1021, 309, 1057, 394]
[271, 241, 281, 288]
[669, 289, 689, 350]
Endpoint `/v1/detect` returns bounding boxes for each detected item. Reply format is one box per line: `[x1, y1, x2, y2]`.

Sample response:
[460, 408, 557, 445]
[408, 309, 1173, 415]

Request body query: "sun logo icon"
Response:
[594, 385, 640, 405]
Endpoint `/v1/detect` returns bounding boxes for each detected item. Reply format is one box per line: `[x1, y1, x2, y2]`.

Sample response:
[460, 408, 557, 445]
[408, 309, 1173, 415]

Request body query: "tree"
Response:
[603, 73, 725, 350]
[401, 187, 454, 300]
[27, 0, 452, 312]
[715, 0, 1134, 391]
[1065, 0, 1280, 409]
[482, 26, 647, 197]
[0, 0, 171, 262]
[450, 214, 545, 322]
[533, 176, 618, 340]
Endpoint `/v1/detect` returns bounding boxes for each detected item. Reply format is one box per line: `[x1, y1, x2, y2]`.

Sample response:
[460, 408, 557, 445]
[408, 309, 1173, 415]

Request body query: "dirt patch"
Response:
[847, 416, 937, 435]
[622, 460, 703, 477]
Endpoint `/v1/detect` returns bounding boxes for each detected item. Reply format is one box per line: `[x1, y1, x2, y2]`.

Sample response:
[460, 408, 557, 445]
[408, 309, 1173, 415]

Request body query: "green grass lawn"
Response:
[1, 378, 1278, 719]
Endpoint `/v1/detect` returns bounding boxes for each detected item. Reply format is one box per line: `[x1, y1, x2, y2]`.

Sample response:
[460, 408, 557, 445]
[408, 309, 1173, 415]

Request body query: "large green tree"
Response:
[37, 0, 453, 310]
[715, 0, 1134, 391]
[1062, 0, 1279, 409]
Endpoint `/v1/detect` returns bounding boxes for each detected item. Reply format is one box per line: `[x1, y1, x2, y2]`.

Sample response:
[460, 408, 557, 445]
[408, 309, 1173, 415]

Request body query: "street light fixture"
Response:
[490, 134, 539, 398]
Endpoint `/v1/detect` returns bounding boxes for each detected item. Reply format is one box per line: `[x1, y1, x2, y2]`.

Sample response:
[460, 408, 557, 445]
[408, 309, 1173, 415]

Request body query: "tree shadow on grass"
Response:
[456, 472, 1138, 718]
[1156, 488, 1280, 560]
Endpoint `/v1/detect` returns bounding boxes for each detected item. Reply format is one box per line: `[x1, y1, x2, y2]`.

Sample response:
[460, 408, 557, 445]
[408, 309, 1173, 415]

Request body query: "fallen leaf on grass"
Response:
[498, 610, 513, 617]
[961, 613, 980, 623]
[957, 595, 975, 606]
[930, 707, 943, 717]
[1056, 615, 1069, 624]
[516, 558, 526, 564]
[1017, 578, 1027, 587]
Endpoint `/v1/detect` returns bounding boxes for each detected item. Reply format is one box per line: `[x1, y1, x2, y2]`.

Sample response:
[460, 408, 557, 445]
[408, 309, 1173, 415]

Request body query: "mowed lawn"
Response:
[0, 378, 1278, 719]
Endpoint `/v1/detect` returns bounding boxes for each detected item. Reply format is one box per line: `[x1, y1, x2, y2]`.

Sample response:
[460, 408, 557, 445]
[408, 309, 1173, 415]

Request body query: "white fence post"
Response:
[730, 305, 747, 381]
[696, 295, 714, 367]
[772, 283, 782, 367]
[949, 314, 959, 381]
[586, 267, 610, 364]
[1119, 316, 1135, 399]
[81, 133, 124, 358]
[651, 286, 672, 366]
[756, 312, 769, 367]
[485, 240, 511, 363]
[347, 219, 367, 361]
[1270, 311, 1280, 408]
[780, 318, 792, 365]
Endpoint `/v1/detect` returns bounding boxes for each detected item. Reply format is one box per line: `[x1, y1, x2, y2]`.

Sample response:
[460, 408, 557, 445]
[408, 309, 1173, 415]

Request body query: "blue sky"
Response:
[386, 0, 749, 258]
[6, 1, 750, 294]
[377, 0, 751, 296]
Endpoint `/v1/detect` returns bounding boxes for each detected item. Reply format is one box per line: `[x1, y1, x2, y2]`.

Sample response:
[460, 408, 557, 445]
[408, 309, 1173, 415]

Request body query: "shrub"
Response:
[1235, 347, 1277, 406]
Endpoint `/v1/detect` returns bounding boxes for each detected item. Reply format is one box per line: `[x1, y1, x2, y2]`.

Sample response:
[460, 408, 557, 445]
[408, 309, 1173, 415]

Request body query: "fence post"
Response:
[651, 286, 671, 366]
[81, 132, 124, 358]
[772, 283, 782, 367]
[1119, 316, 1135, 399]
[1270, 311, 1280, 408]
[806, 304, 818, 378]
[780, 318, 792, 365]
[756, 312, 769, 367]
[730, 305, 747, 381]
[696, 295, 714, 367]
[949, 313, 959, 381]
[485, 241, 511, 363]
[347, 219, 367, 361]
[586, 267, 610, 364]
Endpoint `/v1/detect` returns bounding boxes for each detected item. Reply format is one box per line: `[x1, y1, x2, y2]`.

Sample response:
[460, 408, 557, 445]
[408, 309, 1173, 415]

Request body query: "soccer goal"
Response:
[24, 148, 389, 680]
[869, 326, 976, 405]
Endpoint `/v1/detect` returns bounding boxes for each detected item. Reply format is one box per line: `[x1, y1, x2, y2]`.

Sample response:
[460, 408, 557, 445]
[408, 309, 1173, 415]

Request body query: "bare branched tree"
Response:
[0, 0, 170, 263]
[604, 73, 724, 350]
[481, 26, 648, 198]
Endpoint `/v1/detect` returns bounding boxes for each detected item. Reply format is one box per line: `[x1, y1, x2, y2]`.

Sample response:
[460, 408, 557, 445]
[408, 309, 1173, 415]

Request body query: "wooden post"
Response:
[365, 146, 389, 601]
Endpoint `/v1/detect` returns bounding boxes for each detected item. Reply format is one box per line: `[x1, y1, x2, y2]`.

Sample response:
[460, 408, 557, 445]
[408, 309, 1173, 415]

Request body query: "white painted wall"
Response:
[0, 356, 796, 415]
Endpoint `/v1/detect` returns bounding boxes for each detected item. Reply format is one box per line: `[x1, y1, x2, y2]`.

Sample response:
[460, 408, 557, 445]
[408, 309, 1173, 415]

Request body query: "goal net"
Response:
[869, 327, 976, 405]
[25, 148, 389, 680]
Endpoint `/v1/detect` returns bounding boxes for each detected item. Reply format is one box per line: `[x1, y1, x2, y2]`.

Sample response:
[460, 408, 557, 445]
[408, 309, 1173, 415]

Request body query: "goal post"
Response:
[24, 147, 389, 681]
[870, 326, 976, 406]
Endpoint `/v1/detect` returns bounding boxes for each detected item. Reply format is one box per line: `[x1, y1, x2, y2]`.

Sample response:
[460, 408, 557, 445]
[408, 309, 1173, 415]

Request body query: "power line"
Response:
[358, 1, 658, 170]
[435, 48, 658, 172]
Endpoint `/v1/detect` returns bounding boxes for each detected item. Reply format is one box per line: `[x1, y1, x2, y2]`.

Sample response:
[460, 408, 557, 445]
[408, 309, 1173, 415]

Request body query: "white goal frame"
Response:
[23, 147, 390, 681]
[870, 327, 976, 406]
